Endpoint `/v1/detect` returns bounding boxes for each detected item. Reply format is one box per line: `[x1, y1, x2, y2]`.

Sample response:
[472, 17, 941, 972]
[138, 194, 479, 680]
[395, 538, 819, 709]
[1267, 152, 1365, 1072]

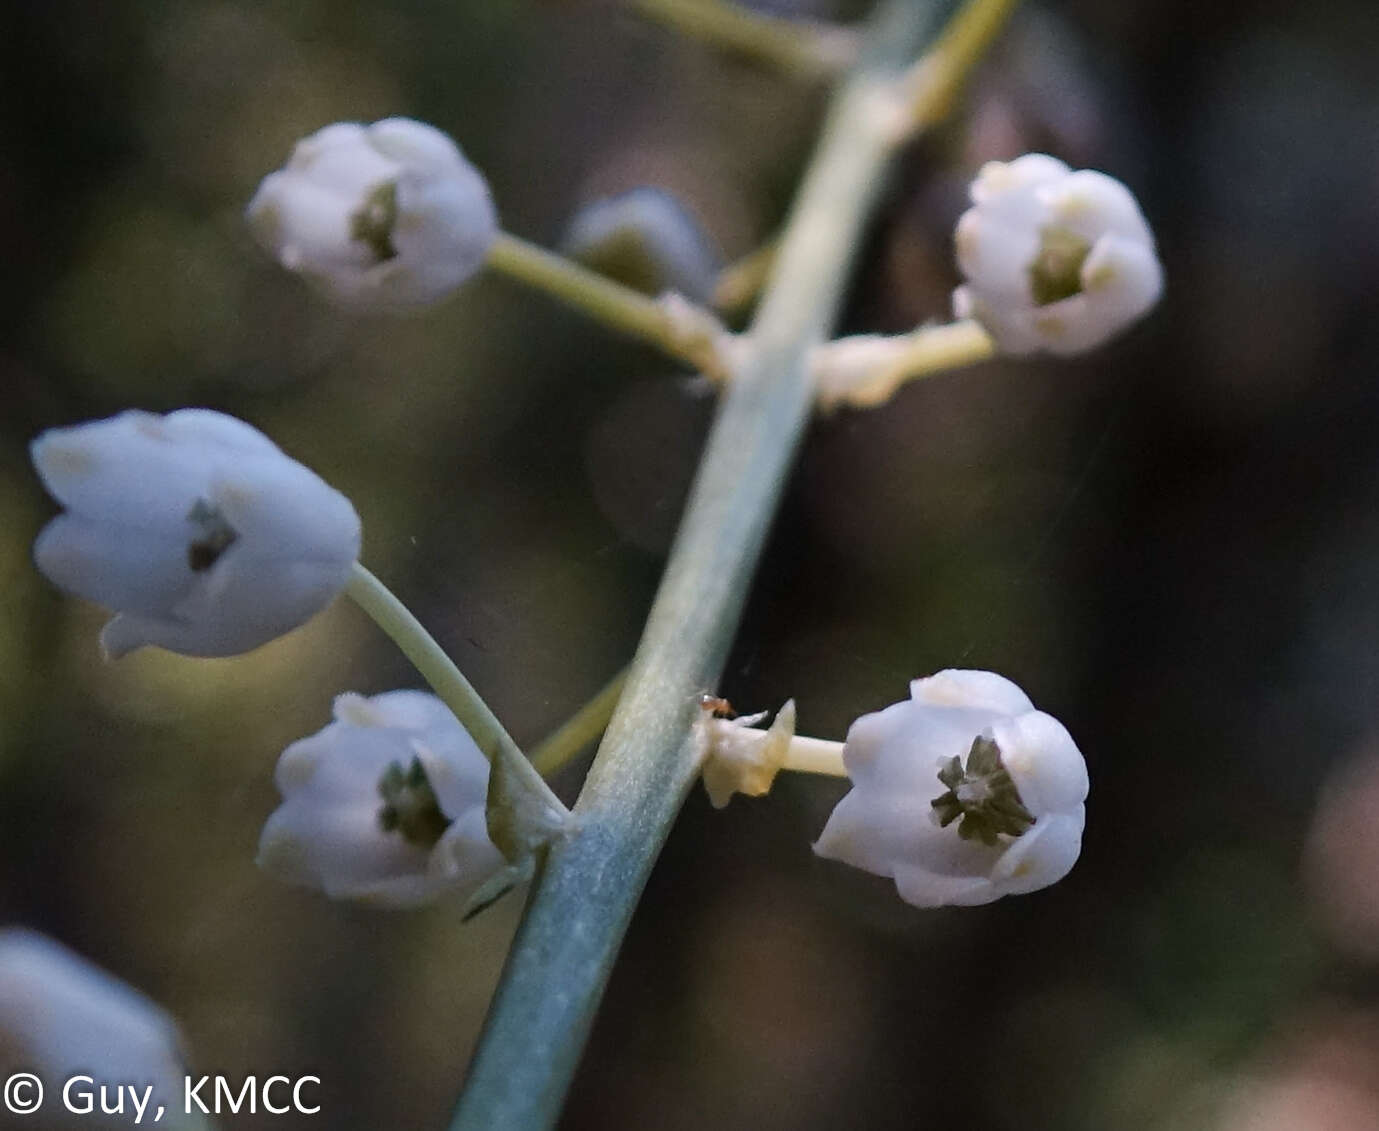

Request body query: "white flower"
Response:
[258, 690, 505, 909]
[32, 409, 361, 659]
[952, 153, 1162, 356]
[814, 669, 1088, 907]
[0, 929, 187, 1127]
[561, 188, 720, 303]
[247, 117, 498, 310]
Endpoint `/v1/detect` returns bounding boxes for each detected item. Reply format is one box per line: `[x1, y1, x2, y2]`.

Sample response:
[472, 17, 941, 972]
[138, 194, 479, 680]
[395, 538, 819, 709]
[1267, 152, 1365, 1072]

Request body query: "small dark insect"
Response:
[699, 695, 735, 717]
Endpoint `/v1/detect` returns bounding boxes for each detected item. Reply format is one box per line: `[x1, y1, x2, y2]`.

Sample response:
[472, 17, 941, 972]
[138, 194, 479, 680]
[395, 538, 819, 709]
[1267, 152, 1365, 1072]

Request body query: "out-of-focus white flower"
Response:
[952, 154, 1162, 356]
[814, 669, 1088, 907]
[258, 690, 505, 909]
[561, 188, 721, 303]
[32, 409, 361, 659]
[0, 929, 187, 1128]
[247, 117, 498, 310]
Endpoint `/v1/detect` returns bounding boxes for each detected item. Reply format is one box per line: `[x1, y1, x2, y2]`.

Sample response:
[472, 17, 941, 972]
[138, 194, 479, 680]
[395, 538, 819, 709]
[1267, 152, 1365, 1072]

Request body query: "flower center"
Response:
[1028, 226, 1091, 306]
[350, 181, 400, 264]
[377, 756, 450, 849]
[931, 734, 1035, 846]
[185, 498, 238, 573]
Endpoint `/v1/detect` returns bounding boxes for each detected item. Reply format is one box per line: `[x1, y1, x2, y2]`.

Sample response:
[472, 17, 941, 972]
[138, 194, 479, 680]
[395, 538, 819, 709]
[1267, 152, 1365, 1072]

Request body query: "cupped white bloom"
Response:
[814, 669, 1088, 907]
[952, 154, 1162, 356]
[247, 117, 498, 310]
[0, 929, 188, 1128]
[561, 188, 721, 303]
[31, 409, 361, 659]
[258, 690, 506, 909]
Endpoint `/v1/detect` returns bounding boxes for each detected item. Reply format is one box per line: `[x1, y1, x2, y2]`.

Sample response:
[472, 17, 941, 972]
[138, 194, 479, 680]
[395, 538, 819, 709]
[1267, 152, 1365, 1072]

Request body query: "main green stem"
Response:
[450, 4, 946, 1126]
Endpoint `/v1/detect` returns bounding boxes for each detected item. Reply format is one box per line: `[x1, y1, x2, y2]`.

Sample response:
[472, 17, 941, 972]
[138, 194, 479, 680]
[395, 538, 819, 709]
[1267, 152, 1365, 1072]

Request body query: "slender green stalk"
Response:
[484, 232, 734, 381]
[630, 0, 859, 78]
[344, 563, 568, 822]
[450, 4, 950, 1127]
[815, 318, 996, 411]
[711, 236, 778, 317]
[711, 0, 1021, 323]
[529, 668, 629, 777]
[904, 0, 1022, 132]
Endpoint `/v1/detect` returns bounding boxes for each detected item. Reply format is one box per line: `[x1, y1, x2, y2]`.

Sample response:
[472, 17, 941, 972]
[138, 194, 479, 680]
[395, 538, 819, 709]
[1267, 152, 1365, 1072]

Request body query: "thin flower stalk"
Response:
[812, 319, 996, 411]
[484, 232, 736, 382]
[630, 0, 859, 78]
[902, 0, 1024, 135]
[528, 669, 629, 778]
[343, 563, 568, 831]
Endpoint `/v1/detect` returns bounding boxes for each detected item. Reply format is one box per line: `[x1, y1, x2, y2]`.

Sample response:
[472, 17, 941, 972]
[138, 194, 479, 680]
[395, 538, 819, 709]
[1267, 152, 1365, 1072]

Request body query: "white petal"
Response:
[954, 209, 1042, 300]
[288, 122, 369, 168]
[836, 699, 922, 785]
[910, 669, 1034, 714]
[207, 456, 360, 567]
[413, 733, 489, 822]
[102, 544, 354, 657]
[844, 682, 1031, 795]
[1079, 233, 1164, 325]
[0, 930, 186, 1102]
[342, 871, 457, 909]
[893, 864, 998, 908]
[289, 121, 397, 195]
[432, 809, 507, 891]
[34, 515, 194, 617]
[841, 699, 989, 794]
[367, 117, 466, 174]
[31, 411, 215, 527]
[815, 787, 1001, 882]
[343, 689, 455, 733]
[970, 154, 1069, 207]
[956, 291, 1047, 356]
[989, 710, 1089, 816]
[159, 408, 284, 455]
[1013, 234, 1164, 358]
[1040, 169, 1154, 246]
[247, 173, 376, 274]
[389, 167, 496, 276]
[813, 786, 902, 876]
[990, 809, 1084, 895]
[274, 721, 408, 799]
[258, 801, 433, 900]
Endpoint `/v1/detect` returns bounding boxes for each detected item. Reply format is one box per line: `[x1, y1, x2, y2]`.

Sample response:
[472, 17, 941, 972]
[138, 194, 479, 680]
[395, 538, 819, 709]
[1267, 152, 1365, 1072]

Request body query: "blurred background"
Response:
[2, 0, 1379, 1127]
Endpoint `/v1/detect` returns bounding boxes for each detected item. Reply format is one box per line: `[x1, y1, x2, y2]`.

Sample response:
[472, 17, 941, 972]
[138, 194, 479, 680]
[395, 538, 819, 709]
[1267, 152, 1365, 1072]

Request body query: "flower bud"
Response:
[247, 117, 498, 310]
[0, 929, 187, 1128]
[31, 409, 361, 658]
[561, 188, 721, 303]
[258, 691, 505, 908]
[952, 154, 1162, 356]
[814, 669, 1088, 907]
